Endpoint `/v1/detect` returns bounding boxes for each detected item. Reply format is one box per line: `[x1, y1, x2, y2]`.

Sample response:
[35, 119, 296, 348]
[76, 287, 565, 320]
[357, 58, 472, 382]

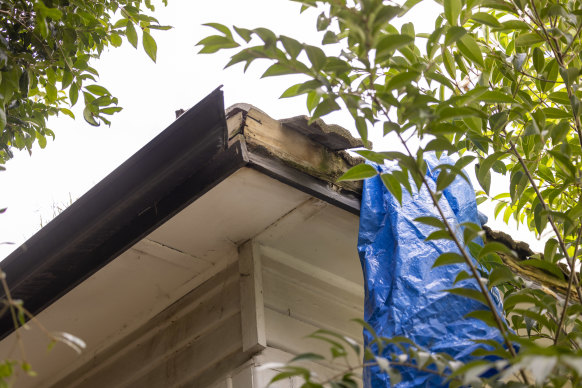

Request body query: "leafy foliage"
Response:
[0, 0, 169, 164]
[0, 1, 169, 384]
[199, 0, 582, 385]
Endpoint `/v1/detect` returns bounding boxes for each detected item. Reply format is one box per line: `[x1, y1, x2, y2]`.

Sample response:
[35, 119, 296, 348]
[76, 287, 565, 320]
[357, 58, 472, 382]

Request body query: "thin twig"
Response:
[0, 272, 27, 362]
[563, 22, 582, 57]
[555, 226, 582, 344]
[503, 131, 582, 302]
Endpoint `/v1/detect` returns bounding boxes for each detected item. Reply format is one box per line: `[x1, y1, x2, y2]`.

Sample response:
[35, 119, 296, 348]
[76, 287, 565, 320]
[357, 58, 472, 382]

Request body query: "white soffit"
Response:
[0, 166, 363, 388]
[0, 167, 334, 387]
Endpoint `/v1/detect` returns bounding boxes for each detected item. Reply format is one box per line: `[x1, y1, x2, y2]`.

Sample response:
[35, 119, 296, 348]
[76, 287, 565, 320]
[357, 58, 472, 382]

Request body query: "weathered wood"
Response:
[226, 111, 244, 140]
[239, 240, 267, 353]
[242, 107, 363, 195]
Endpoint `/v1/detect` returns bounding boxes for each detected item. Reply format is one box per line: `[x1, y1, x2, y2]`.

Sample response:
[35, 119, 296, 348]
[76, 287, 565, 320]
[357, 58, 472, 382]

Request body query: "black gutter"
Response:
[0, 88, 229, 338]
[0, 88, 361, 339]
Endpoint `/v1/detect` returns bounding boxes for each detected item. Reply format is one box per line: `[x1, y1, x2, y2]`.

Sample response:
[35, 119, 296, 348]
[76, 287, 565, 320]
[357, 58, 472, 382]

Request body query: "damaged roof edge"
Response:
[0, 87, 568, 342]
[0, 88, 362, 339]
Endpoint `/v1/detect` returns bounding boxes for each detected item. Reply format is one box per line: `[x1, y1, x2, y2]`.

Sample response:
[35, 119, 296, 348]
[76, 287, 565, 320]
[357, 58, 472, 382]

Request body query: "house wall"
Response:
[49, 262, 246, 388]
[46, 197, 364, 388]
[252, 243, 364, 388]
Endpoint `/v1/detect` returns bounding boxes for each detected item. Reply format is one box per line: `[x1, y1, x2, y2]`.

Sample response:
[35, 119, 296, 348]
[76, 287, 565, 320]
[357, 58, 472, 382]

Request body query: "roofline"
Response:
[0, 88, 360, 339]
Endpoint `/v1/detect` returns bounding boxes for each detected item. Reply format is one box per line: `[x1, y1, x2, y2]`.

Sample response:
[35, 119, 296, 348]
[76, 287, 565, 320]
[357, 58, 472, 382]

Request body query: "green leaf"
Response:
[262, 63, 299, 77]
[433, 252, 466, 267]
[426, 230, 454, 241]
[442, 46, 456, 79]
[381, 174, 403, 204]
[110, 33, 123, 47]
[338, 164, 377, 181]
[457, 35, 483, 67]
[126, 21, 138, 48]
[376, 34, 414, 55]
[488, 266, 515, 287]
[445, 287, 488, 306]
[142, 31, 157, 62]
[542, 108, 571, 119]
[493, 20, 531, 31]
[559, 66, 579, 86]
[280, 80, 319, 98]
[45, 83, 57, 102]
[304, 45, 326, 70]
[438, 106, 486, 121]
[477, 151, 506, 195]
[290, 352, 325, 362]
[37, 15, 48, 39]
[69, 83, 79, 106]
[424, 138, 457, 154]
[306, 91, 320, 112]
[59, 107, 75, 119]
[415, 216, 445, 229]
[280, 36, 303, 58]
[465, 310, 497, 327]
[533, 47, 544, 73]
[478, 91, 515, 103]
[100, 107, 123, 115]
[0, 107, 5, 131]
[83, 106, 99, 126]
[470, 12, 501, 27]
[454, 270, 472, 284]
[322, 31, 338, 45]
[385, 71, 419, 91]
[355, 117, 368, 144]
[444, 0, 462, 26]
[203, 23, 232, 38]
[548, 92, 570, 105]
[311, 98, 340, 120]
[489, 110, 508, 131]
[436, 169, 456, 191]
[233, 26, 252, 43]
[253, 28, 277, 47]
[401, 22, 415, 38]
[61, 70, 73, 89]
[544, 239, 559, 263]
[549, 150, 576, 178]
[426, 71, 455, 90]
[383, 122, 400, 135]
[317, 12, 330, 31]
[515, 33, 545, 47]
[85, 85, 110, 96]
[519, 259, 565, 280]
[444, 26, 466, 46]
[38, 3, 62, 20]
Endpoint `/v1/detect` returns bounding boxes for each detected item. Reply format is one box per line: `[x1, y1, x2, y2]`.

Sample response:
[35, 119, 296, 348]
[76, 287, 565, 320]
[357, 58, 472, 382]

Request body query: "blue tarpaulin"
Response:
[357, 155, 505, 387]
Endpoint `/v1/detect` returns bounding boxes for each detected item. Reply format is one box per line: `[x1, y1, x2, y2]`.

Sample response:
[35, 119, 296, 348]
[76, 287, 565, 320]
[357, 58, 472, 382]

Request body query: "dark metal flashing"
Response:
[0, 89, 363, 340]
[246, 145, 360, 215]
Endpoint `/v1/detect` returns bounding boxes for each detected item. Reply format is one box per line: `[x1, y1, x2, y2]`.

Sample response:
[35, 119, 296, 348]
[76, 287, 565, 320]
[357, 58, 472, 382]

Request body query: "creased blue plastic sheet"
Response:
[357, 154, 505, 387]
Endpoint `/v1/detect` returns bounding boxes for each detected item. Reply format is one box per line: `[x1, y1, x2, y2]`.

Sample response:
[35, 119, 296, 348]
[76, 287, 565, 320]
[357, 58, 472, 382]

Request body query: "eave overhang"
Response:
[0, 87, 362, 340]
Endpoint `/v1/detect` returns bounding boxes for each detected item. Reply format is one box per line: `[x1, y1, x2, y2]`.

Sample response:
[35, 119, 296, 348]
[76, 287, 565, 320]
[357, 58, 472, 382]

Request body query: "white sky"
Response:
[0, 0, 544, 260]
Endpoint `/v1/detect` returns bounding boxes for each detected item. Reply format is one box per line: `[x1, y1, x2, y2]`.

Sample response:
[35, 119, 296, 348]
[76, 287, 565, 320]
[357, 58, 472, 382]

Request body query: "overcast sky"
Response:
[0, 0, 543, 259]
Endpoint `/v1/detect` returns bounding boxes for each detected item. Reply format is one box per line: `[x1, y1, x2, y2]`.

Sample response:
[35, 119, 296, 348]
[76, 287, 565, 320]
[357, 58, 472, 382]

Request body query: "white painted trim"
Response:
[239, 240, 267, 353]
